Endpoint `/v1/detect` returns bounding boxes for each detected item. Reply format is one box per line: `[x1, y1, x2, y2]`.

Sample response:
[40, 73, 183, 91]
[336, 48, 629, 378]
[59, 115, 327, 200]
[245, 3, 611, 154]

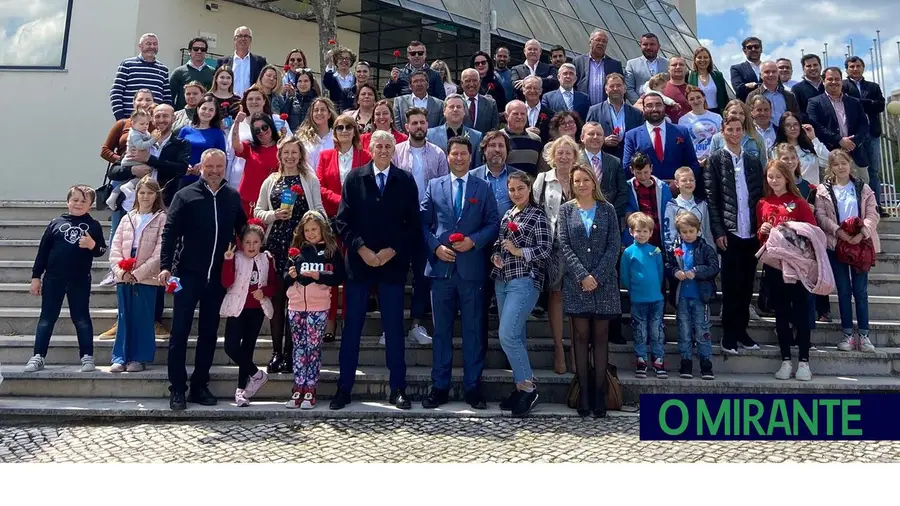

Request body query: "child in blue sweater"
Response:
[620, 212, 666, 379]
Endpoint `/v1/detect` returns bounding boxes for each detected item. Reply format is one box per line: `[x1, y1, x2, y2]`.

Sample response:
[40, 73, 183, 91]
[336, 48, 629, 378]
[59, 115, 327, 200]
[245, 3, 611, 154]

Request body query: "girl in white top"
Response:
[772, 111, 830, 185]
[227, 85, 293, 185]
[296, 97, 337, 171]
[677, 87, 722, 164]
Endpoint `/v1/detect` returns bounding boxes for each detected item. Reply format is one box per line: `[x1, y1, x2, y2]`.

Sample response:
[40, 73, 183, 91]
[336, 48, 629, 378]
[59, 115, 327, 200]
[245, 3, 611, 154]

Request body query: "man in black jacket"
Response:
[158, 149, 247, 411]
[331, 130, 420, 411]
[791, 54, 825, 122]
[383, 40, 446, 100]
[843, 56, 888, 215]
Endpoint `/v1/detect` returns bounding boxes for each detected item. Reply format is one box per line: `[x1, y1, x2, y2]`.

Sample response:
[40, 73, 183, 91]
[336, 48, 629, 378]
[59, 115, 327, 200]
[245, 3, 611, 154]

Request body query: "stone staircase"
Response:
[1, 201, 900, 418]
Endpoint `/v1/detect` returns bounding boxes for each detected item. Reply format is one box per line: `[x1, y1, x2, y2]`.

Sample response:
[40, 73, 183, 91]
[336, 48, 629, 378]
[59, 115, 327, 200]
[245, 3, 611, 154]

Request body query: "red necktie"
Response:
[469, 98, 476, 122]
[653, 127, 664, 161]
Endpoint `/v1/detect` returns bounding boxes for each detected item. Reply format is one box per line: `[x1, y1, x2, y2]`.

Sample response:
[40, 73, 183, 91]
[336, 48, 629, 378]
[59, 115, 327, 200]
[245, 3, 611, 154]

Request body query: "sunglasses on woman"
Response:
[252, 124, 271, 135]
[334, 124, 353, 132]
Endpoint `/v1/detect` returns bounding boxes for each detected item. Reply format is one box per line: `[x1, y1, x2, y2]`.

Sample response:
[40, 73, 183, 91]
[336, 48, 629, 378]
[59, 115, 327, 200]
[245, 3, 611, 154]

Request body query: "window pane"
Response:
[681, 34, 702, 52]
[631, 0, 653, 19]
[618, 10, 649, 39]
[609, 0, 635, 12]
[554, 15, 588, 51]
[614, 34, 642, 60]
[664, 3, 694, 34]
[399, 1, 451, 21]
[518, 1, 567, 47]
[647, 0, 676, 28]
[492, 0, 534, 38]
[594, 1, 631, 37]
[547, 0, 577, 18]
[601, 32, 627, 64]
[667, 30, 693, 57]
[568, 0, 605, 26]
[0, 0, 72, 68]
[442, 0, 479, 21]
[641, 19, 673, 54]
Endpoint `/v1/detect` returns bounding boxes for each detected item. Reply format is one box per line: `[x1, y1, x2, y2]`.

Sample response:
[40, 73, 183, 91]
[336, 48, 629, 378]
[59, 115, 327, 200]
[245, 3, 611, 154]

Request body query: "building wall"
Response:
[0, 0, 359, 200]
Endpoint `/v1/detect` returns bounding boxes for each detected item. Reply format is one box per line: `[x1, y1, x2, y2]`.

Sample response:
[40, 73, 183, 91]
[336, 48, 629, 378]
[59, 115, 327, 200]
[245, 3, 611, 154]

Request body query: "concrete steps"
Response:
[0, 220, 111, 240]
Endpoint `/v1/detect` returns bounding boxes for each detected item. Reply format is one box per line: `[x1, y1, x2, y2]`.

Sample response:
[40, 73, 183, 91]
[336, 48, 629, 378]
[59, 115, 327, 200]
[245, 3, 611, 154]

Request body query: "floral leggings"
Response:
[288, 310, 328, 390]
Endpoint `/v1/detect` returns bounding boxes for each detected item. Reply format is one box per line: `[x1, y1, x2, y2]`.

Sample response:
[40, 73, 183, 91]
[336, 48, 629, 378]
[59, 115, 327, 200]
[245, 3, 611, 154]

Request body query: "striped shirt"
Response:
[504, 128, 543, 177]
[110, 56, 172, 120]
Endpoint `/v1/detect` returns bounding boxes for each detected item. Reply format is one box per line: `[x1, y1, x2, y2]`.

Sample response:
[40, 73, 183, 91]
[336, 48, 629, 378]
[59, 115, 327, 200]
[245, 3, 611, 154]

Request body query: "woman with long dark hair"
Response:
[471, 51, 507, 111]
[773, 111, 830, 185]
[178, 94, 226, 188]
[232, 110, 281, 217]
[360, 99, 408, 147]
[343, 82, 377, 134]
[283, 68, 319, 132]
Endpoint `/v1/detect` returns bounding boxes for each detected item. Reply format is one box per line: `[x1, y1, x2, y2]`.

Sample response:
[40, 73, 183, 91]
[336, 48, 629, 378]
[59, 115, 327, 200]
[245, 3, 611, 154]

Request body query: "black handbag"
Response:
[94, 162, 114, 211]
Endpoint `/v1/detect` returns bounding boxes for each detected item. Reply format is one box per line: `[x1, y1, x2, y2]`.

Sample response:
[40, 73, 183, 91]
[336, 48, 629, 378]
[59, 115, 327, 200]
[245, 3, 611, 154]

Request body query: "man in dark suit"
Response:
[580, 122, 629, 225]
[522, 76, 553, 143]
[510, 39, 559, 98]
[215, 26, 267, 97]
[420, 136, 500, 410]
[623, 92, 703, 198]
[585, 73, 643, 160]
[844, 55, 888, 214]
[460, 68, 500, 134]
[384, 40, 447, 100]
[331, 131, 421, 411]
[808, 67, 870, 174]
[730, 36, 763, 101]
[792, 54, 825, 122]
[392, 70, 444, 133]
[574, 29, 624, 106]
[541, 63, 591, 121]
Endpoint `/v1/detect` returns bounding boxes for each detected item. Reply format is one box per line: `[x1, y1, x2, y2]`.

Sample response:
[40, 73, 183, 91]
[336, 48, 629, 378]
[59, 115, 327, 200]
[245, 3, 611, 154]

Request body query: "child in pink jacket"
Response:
[284, 210, 345, 409]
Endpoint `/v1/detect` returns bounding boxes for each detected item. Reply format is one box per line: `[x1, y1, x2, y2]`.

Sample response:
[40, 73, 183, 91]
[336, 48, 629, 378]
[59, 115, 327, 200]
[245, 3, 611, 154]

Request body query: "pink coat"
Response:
[814, 180, 881, 253]
[220, 251, 275, 319]
[756, 221, 835, 296]
[109, 210, 166, 286]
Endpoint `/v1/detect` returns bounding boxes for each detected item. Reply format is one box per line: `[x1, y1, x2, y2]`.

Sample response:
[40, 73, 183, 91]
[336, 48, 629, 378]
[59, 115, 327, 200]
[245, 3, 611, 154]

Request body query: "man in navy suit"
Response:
[510, 39, 559, 98]
[808, 67, 870, 176]
[844, 56, 888, 214]
[573, 29, 624, 106]
[331, 131, 421, 411]
[730, 37, 763, 102]
[420, 136, 500, 410]
[215, 26, 267, 97]
[541, 63, 591, 121]
[792, 54, 825, 122]
[623, 92, 703, 198]
[585, 73, 643, 159]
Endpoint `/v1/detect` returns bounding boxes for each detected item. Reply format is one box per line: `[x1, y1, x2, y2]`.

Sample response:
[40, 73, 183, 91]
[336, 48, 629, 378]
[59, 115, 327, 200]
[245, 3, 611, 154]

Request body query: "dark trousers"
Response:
[155, 286, 165, 323]
[224, 307, 264, 388]
[339, 281, 406, 392]
[410, 236, 431, 320]
[719, 233, 759, 349]
[167, 272, 225, 394]
[270, 278, 292, 356]
[765, 266, 811, 361]
[431, 274, 485, 392]
[34, 276, 93, 358]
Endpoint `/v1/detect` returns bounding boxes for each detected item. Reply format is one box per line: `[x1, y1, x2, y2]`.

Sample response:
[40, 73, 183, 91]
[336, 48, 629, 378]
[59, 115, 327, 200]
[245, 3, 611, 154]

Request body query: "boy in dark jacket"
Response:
[26, 185, 108, 373]
[664, 212, 719, 380]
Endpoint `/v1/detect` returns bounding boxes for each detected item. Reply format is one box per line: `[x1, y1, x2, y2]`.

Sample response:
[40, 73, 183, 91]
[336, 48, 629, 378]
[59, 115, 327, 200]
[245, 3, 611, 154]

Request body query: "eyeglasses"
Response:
[785, 122, 801, 129]
[252, 124, 270, 134]
[334, 124, 353, 132]
[408, 51, 425, 57]
[190, 47, 207, 52]
[337, 57, 352, 63]
[235, 34, 252, 39]
[744, 44, 761, 50]
[474, 60, 488, 66]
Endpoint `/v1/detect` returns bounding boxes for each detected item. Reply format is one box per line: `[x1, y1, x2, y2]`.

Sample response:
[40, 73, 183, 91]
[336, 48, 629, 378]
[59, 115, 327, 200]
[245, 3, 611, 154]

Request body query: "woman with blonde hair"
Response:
[686, 46, 729, 114]
[256, 64, 287, 115]
[296, 97, 338, 170]
[431, 60, 458, 98]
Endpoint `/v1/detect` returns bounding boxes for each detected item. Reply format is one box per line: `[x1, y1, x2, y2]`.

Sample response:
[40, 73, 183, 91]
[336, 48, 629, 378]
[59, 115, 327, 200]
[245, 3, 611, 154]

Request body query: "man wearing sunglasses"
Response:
[170, 37, 214, 112]
[216, 26, 268, 97]
[384, 40, 447, 101]
[730, 36, 764, 101]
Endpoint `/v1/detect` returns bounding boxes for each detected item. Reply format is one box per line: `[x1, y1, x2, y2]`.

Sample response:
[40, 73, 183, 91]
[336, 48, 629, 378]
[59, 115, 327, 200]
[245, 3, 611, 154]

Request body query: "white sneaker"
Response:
[24, 354, 44, 372]
[99, 271, 117, 287]
[774, 360, 793, 380]
[378, 333, 386, 345]
[858, 335, 876, 353]
[285, 391, 302, 409]
[837, 333, 857, 352]
[748, 305, 761, 320]
[407, 324, 432, 345]
[795, 362, 812, 381]
[80, 355, 96, 372]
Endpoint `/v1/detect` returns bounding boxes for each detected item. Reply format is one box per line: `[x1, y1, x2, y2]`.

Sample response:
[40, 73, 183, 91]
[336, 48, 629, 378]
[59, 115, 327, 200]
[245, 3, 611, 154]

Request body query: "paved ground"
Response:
[2, 415, 899, 463]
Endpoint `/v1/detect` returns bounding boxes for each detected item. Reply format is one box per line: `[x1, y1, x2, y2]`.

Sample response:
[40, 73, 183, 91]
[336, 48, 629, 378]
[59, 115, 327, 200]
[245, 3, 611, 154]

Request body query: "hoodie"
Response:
[285, 243, 346, 312]
[32, 213, 107, 280]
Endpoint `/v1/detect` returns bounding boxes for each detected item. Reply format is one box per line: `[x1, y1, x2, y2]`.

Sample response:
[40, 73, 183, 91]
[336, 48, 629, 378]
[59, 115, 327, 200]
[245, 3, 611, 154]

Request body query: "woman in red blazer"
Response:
[317, 114, 372, 217]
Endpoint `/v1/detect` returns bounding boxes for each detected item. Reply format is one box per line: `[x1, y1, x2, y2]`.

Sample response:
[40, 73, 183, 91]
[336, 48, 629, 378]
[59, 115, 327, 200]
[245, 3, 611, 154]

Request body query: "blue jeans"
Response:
[828, 250, 869, 333]
[676, 297, 711, 360]
[109, 207, 125, 245]
[631, 300, 664, 361]
[495, 277, 539, 384]
[112, 283, 157, 365]
[866, 136, 883, 206]
[34, 276, 93, 358]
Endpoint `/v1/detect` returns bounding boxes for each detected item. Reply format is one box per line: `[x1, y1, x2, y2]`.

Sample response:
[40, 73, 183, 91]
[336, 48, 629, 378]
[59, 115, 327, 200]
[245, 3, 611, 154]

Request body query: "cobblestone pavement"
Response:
[1, 416, 899, 463]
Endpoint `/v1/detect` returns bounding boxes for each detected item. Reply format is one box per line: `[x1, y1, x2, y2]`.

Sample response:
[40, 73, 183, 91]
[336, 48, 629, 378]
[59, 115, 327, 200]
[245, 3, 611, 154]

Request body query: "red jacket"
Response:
[316, 147, 372, 216]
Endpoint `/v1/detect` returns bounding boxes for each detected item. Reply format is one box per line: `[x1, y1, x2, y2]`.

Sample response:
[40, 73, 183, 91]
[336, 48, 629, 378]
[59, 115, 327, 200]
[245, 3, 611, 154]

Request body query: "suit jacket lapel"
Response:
[441, 177, 453, 219]
[458, 176, 478, 222]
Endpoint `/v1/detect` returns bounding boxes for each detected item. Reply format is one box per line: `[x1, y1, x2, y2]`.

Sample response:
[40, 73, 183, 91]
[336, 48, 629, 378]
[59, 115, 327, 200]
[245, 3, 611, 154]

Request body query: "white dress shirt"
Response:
[525, 62, 538, 76]
[527, 103, 541, 127]
[747, 60, 761, 80]
[232, 52, 252, 97]
[338, 148, 354, 184]
[412, 94, 430, 109]
[727, 147, 752, 239]
[645, 121, 667, 156]
[451, 172, 469, 212]
[373, 164, 391, 183]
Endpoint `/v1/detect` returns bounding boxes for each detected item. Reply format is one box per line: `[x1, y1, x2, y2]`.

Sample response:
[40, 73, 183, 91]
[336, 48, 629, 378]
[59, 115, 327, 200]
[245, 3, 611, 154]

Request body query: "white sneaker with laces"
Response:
[24, 354, 44, 373]
[858, 335, 875, 353]
[378, 333, 386, 345]
[99, 271, 117, 287]
[80, 355, 96, 372]
[407, 324, 433, 345]
[748, 305, 761, 320]
[795, 362, 812, 381]
[774, 360, 793, 380]
[837, 334, 857, 352]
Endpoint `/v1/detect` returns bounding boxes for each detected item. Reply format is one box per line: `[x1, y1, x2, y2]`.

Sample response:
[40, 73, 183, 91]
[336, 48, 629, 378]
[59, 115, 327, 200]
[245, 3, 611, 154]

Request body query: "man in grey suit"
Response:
[393, 70, 444, 133]
[624, 33, 668, 104]
[460, 68, 499, 134]
[573, 29, 624, 106]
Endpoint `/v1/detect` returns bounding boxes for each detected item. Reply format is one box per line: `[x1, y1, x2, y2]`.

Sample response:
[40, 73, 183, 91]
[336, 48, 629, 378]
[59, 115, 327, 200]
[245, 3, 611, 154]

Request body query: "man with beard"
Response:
[392, 108, 450, 346]
[730, 36, 764, 102]
[110, 33, 171, 120]
[550, 45, 567, 73]
[624, 33, 668, 104]
[808, 67, 870, 180]
[460, 68, 500, 134]
[574, 29, 623, 106]
[426, 94, 483, 168]
[623, 91, 702, 197]
[494, 47, 515, 104]
[792, 54, 826, 122]
[585, 73, 643, 160]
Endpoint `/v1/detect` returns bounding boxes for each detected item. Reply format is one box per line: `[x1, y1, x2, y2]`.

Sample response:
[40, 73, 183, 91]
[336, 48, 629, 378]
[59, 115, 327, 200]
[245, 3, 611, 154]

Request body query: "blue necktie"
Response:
[454, 179, 463, 219]
[377, 172, 386, 195]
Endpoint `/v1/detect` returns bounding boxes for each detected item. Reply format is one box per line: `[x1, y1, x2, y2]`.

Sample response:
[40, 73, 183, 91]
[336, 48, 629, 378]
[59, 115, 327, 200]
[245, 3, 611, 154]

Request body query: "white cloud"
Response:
[0, 0, 69, 67]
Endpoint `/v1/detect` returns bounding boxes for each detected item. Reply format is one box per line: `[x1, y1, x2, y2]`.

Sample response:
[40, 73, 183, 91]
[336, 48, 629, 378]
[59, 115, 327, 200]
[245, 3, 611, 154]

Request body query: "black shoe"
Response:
[531, 306, 546, 317]
[609, 334, 627, 345]
[635, 358, 648, 379]
[367, 296, 379, 313]
[329, 389, 351, 410]
[279, 357, 292, 374]
[488, 300, 498, 315]
[679, 359, 693, 379]
[511, 389, 538, 417]
[390, 389, 412, 410]
[593, 405, 607, 418]
[323, 332, 335, 343]
[464, 388, 487, 410]
[739, 336, 760, 350]
[499, 388, 521, 411]
[187, 387, 217, 406]
[170, 391, 186, 411]
[266, 352, 283, 374]
[700, 358, 715, 380]
[422, 387, 449, 409]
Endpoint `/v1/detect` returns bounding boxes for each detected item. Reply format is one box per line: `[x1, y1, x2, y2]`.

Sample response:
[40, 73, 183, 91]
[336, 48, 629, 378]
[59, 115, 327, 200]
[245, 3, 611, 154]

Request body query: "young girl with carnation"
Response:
[284, 210, 345, 409]
[220, 219, 277, 407]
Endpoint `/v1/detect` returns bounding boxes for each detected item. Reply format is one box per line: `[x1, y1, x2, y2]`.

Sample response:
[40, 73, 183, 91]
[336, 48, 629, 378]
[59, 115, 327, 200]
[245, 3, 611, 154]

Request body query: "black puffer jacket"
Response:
[704, 148, 764, 241]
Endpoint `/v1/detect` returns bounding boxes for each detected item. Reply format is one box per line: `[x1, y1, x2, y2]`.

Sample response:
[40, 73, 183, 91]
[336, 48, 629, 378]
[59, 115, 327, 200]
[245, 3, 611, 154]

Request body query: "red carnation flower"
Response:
[290, 184, 304, 195]
[118, 258, 137, 272]
[221, 101, 230, 108]
[166, 280, 178, 294]
[328, 38, 336, 45]
[539, 113, 548, 121]
[280, 113, 289, 120]
[674, 248, 684, 257]
[449, 232, 464, 243]
[283, 65, 291, 72]
[288, 247, 301, 258]
[507, 222, 519, 233]
[468, 198, 478, 204]
[613, 127, 621, 135]
[393, 50, 402, 58]
[487, 83, 495, 91]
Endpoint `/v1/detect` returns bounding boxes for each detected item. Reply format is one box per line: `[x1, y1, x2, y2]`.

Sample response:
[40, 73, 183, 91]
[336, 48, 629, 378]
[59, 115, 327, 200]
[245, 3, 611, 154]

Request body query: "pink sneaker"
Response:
[235, 388, 250, 407]
[243, 370, 268, 399]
